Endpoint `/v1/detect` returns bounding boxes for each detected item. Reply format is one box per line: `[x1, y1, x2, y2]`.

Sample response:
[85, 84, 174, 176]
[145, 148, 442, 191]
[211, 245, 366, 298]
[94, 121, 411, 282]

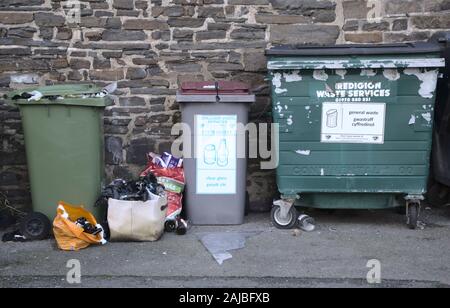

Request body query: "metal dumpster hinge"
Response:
[404, 194, 425, 201]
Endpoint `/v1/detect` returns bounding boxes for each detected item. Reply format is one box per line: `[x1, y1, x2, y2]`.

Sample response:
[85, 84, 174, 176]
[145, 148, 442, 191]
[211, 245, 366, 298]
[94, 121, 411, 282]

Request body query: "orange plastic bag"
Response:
[53, 201, 107, 251]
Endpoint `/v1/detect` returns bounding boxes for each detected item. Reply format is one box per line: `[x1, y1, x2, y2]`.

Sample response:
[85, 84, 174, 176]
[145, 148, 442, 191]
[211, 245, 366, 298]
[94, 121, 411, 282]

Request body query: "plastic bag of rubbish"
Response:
[141, 153, 185, 234]
[53, 201, 107, 251]
[108, 192, 168, 242]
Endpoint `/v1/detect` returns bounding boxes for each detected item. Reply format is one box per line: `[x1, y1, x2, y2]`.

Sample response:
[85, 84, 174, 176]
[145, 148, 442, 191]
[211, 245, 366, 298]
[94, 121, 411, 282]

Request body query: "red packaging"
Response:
[140, 156, 185, 221]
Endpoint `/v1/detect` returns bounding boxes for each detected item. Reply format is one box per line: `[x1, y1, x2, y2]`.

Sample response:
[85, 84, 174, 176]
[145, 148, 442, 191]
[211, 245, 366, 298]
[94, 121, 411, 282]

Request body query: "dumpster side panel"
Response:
[21, 105, 105, 219]
[270, 64, 438, 206]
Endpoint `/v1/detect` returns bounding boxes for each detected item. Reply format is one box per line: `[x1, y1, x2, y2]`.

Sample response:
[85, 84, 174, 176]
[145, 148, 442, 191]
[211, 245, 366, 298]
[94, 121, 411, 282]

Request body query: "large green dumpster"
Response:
[3, 84, 111, 221]
[266, 43, 445, 229]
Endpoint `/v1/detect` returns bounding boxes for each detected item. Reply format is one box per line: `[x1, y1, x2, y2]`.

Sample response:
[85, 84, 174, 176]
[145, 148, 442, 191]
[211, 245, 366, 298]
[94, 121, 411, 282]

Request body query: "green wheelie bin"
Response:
[266, 43, 445, 229]
[3, 84, 111, 239]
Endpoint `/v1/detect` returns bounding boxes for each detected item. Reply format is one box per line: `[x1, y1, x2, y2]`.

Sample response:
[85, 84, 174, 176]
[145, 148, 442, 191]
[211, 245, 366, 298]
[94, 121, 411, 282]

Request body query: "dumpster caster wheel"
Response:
[406, 203, 420, 230]
[19, 212, 51, 241]
[165, 220, 177, 233]
[271, 205, 298, 229]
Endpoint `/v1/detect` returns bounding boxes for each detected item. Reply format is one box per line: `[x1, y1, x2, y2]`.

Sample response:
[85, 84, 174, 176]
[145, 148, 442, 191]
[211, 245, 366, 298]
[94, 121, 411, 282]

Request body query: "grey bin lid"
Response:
[177, 81, 255, 103]
[266, 42, 442, 56]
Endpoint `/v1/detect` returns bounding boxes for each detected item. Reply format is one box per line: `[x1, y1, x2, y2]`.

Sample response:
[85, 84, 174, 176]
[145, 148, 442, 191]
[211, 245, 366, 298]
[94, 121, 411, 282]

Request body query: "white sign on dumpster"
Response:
[196, 115, 237, 195]
[321, 102, 386, 144]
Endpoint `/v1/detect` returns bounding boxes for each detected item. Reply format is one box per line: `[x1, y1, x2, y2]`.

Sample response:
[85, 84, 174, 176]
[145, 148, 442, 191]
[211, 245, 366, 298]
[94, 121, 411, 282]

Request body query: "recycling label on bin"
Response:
[196, 115, 237, 195]
[321, 102, 386, 144]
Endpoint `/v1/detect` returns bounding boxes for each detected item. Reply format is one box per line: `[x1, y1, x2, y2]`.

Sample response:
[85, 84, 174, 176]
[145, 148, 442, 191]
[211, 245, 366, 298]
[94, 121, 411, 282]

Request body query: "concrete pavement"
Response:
[1, 207, 450, 288]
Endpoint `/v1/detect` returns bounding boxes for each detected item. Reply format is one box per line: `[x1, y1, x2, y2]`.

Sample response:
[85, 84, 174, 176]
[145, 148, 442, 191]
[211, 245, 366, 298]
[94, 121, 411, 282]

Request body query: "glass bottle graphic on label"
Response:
[217, 139, 229, 167]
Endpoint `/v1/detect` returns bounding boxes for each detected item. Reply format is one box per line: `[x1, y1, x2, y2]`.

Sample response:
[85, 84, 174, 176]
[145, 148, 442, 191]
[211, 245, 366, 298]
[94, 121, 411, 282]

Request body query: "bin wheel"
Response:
[165, 220, 177, 233]
[271, 205, 298, 229]
[427, 182, 449, 207]
[19, 212, 51, 241]
[407, 203, 420, 230]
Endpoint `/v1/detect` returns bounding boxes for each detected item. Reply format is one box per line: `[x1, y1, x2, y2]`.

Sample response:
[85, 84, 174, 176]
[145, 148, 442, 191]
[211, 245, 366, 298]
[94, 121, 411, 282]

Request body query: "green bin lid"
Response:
[3, 84, 113, 107]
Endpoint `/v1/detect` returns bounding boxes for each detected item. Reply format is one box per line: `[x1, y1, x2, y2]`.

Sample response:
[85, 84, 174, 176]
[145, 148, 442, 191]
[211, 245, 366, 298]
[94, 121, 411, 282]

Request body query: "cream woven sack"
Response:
[108, 193, 168, 242]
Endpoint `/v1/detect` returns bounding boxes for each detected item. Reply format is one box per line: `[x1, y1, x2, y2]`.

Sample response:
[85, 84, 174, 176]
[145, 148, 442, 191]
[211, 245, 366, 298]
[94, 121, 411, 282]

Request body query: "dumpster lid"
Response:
[3, 84, 113, 107]
[177, 81, 255, 103]
[429, 31, 450, 45]
[266, 42, 442, 56]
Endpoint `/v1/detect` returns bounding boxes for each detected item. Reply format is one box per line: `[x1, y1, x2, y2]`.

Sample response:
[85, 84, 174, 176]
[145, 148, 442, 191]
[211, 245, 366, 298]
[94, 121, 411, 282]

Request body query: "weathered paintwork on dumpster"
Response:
[268, 52, 445, 209]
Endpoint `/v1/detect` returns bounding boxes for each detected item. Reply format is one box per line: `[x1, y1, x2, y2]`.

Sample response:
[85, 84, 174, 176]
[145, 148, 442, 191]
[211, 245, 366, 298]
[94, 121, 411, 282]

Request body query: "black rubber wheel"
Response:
[165, 220, 177, 232]
[407, 203, 420, 230]
[271, 205, 298, 229]
[427, 182, 450, 207]
[19, 212, 51, 241]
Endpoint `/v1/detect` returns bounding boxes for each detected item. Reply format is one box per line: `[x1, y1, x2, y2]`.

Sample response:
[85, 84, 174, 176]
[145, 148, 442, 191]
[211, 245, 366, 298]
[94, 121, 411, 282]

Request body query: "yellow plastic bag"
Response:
[53, 201, 107, 251]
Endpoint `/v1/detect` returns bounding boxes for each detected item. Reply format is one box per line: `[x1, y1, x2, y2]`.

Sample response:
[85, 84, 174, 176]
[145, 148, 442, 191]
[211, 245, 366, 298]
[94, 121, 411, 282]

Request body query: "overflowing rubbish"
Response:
[298, 215, 316, 232]
[94, 171, 168, 242]
[141, 152, 186, 235]
[417, 221, 427, 230]
[107, 193, 168, 242]
[166, 217, 189, 235]
[292, 229, 301, 237]
[7, 82, 117, 102]
[27, 90, 43, 102]
[97, 173, 165, 204]
[198, 231, 261, 265]
[53, 201, 107, 251]
[154, 152, 183, 169]
[75, 217, 103, 236]
[2, 230, 27, 242]
[95, 155, 185, 242]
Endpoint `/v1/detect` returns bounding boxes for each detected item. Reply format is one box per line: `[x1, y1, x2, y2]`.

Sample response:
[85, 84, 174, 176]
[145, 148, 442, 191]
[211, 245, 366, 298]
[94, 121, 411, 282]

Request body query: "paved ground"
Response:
[1, 207, 450, 288]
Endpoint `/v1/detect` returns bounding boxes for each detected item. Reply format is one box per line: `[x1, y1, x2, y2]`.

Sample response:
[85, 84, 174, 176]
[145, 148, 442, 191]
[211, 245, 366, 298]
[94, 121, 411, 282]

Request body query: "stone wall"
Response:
[1, 0, 449, 212]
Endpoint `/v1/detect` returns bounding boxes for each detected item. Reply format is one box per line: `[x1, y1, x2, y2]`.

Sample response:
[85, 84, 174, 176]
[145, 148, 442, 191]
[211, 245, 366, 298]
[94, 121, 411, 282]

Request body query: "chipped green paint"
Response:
[268, 51, 444, 209]
[268, 56, 445, 70]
